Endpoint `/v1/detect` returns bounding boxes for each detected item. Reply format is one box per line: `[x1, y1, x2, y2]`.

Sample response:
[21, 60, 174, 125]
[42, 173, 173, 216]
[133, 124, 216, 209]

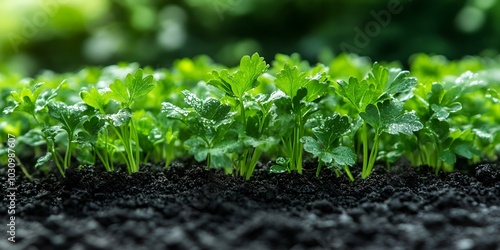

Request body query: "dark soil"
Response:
[2, 161, 500, 250]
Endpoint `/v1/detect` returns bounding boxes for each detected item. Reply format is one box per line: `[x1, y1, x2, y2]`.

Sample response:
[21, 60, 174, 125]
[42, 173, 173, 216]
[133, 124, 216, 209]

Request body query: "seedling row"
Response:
[1, 53, 499, 180]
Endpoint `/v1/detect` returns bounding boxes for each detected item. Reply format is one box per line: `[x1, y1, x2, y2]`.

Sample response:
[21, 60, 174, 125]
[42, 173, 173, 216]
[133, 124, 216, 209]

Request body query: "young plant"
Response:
[301, 114, 356, 180]
[272, 63, 329, 174]
[359, 99, 423, 178]
[79, 87, 114, 171]
[4, 81, 70, 176]
[107, 68, 156, 173]
[407, 72, 480, 173]
[47, 101, 89, 172]
[76, 116, 114, 172]
[335, 63, 420, 178]
[208, 53, 274, 179]
[161, 90, 238, 170]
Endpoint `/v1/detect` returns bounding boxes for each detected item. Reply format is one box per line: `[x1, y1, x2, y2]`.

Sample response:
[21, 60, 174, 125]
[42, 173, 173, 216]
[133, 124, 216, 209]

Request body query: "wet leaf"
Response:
[270, 165, 288, 173]
[161, 102, 190, 120]
[47, 102, 88, 134]
[108, 109, 132, 127]
[360, 100, 423, 136]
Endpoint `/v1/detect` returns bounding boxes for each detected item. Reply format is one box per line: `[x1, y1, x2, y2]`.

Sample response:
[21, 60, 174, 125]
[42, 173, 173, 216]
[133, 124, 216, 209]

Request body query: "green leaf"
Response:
[244, 115, 260, 138]
[109, 78, 128, 104]
[242, 135, 279, 151]
[301, 136, 356, 166]
[486, 88, 499, 103]
[367, 63, 417, 96]
[47, 102, 88, 134]
[35, 152, 53, 169]
[336, 77, 378, 112]
[426, 118, 450, 139]
[336, 63, 416, 112]
[208, 52, 268, 99]
[18, 129, 45, 146]
[385, 68, 418, 95]
[108, 109, 132, 127]
[275, 64, 328, 102]
[36, 81, 65, 112]
[76, 131, 94, 147]
[366, 62, 389, 91]
[431, 102, 462, 121]
[4, 81, 63, 116]
[185, 137, 240, 168]
[359, 103, 383, 130]
[275, 64, 310, 99]
[270, 165, 288, 173]
[276, 157, 288, 165]
[386, 111, 423, 136]
[360, 100, 423, 136]
[301, 136, 322, 157]
[78, 116, 106, 145]
[184, 137, 207, 162]
[161, 102, 190, 120]
[109, 69, 155, 108]
[330, 146, 357, 166]
[80, 87, 110, 112]
[311, 114, 351, 148]
[453, 142, 475, 159]
[439, 150, 456, 165]
[182, 90, 231, 121]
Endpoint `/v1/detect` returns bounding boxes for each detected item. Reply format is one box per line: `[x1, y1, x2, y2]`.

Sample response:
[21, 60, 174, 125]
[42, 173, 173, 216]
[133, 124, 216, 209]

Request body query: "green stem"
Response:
[245, 147, 262, 180]
[281, 137, 293, 173]
[206, 153, 211, 170]
[240, 150, 249, 176]
[239, 96, 246, 124]
[50, 146, 65, 178]
[361, 122, 369, 178]
[363, 132, 379, 179]
[334, 170, 340, 177]
[64, 133, 73, 170]
[111, 125, 132, 173]
[15, 155, 32, 180]
[130, 121, 141, 172]
[295, 114, 303, 174]
[343, 166, 354, 182]
[316, 161, 323, 177]
[103, 128, 113, 171]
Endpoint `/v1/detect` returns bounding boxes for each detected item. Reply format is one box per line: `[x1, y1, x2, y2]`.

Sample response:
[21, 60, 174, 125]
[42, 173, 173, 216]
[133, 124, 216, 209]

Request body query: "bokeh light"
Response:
[0, 0, 499, 76]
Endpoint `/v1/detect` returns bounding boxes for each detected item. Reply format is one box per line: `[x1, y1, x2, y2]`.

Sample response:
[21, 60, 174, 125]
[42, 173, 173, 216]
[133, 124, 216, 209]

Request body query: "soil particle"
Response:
[1, 162, 499, 250]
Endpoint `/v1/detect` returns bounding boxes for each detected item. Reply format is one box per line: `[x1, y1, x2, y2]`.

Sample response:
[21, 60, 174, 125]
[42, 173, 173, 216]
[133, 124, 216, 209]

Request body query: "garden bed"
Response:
[2, 161, 499, 250]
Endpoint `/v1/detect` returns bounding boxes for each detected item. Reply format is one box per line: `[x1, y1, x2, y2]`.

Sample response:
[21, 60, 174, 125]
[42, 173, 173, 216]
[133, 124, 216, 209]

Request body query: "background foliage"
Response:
[1, 0, 500, 75]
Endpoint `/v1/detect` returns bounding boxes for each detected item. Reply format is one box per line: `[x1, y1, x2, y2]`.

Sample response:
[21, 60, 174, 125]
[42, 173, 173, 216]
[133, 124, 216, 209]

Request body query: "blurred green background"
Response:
[1, 0, 499, 76]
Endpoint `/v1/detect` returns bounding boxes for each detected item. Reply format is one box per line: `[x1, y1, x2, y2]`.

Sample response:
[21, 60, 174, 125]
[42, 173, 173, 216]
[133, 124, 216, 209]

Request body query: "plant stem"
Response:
[364, 133, 379, 179]
[239, 96, 246, 124]
[361, 122, 369, 178]
[15, 155, 32, 180]
[50, 146, 65, 178]
[295, 114, 303, 174]
[316, 161, 323, 177]
[343, 166, 354, 182]
[130, 121, 141, 172]
[245, 147, 262, 180]
[64, 133, 73, 170]
[111, 125, 132, 174]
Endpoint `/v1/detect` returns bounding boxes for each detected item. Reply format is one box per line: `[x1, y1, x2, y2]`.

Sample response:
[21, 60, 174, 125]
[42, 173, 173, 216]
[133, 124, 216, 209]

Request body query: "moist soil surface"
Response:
[2, 161, 500, 250]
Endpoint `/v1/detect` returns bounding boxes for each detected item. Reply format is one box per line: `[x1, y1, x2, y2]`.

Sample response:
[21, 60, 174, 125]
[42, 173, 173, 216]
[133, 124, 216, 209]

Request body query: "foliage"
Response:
[1, 53, 499, 180]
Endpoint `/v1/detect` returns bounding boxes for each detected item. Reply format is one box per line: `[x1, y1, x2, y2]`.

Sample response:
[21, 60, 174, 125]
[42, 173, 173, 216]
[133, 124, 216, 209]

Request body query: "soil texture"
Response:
[2, 161, 500, 250]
